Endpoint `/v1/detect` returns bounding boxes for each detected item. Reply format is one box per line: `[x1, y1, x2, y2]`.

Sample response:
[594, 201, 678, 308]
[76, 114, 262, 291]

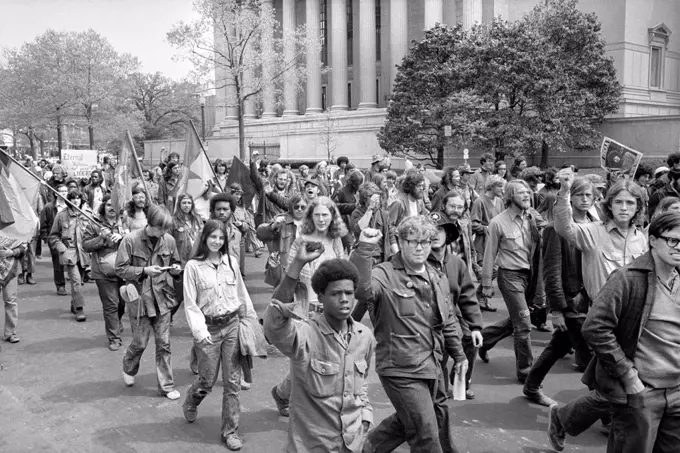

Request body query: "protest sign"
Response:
[599, 137, 643, 179]
[61, 149, 99, 179]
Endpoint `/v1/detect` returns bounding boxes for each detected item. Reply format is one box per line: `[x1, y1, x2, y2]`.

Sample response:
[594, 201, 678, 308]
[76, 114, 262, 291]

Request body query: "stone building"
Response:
[200, 0, 680, 167]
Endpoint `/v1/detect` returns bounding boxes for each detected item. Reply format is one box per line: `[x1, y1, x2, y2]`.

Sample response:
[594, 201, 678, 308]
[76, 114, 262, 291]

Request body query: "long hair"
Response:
[97, 194, 117, 220]
[288, 193, 306, 216]
[601, 180, 644, 225]
[229, 183, 244, 207]
[503, 180, 531, 208]
[125, 184, 150, 217]
[299, 196, 348, 238]
[191, 219, 236, 276]
[164, 162, 179, 181]
[174, 193, 202, 228]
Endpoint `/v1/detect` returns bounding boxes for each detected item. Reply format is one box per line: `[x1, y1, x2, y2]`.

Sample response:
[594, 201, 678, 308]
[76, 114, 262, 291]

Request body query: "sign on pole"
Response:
[61, 149, 99, 179]
[463, 148, 469, 163]
[444, 125, 452, 137]
[599, 137, 643, 179]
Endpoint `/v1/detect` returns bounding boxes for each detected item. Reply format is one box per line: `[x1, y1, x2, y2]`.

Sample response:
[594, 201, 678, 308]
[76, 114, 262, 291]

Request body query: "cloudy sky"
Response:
[1, 0, 198, 80]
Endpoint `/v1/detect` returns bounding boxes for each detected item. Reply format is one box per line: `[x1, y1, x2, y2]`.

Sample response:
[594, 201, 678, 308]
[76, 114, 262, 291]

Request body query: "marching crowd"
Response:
[1, 148, 680, 453]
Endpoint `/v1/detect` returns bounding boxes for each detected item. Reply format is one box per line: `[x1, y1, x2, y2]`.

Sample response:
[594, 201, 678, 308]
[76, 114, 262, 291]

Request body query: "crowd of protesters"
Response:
[2, 147, 680, 453]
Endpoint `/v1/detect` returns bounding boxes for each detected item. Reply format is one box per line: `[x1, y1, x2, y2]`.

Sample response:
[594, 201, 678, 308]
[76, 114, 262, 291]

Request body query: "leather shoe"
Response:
[536, 323, 553, 333]
[17, 273, 25, 285]
[75, 309, 86, 322]
[478, 347, 489, 363]
[57, 286, 67, 296]
[271, 386, 290, 417]
[183, 400, 198, 423]
[465, 388, 475, 400]
[523, 387, 557, 407]
[25, 274, 36, 285]
[480, 301, 497, 312]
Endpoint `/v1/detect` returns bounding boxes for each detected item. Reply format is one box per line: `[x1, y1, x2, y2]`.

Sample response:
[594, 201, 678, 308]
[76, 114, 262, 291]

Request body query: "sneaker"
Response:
[271, 386, 290, 417]
[479, 301, 497, 312]
[108, 340, 121, 351]
[123, 371, 135, 387]
[182, 400, 197, 422]
[75, 309, 86, 322]
[5, 334, 20, 343]
[240, 379, 251, 391]
[523, 387, 557, 407]
[166, 390, 181, 400]
[478, 347, 490, 363]
[224, 434, 242, 451]
[26, 273, 36, 285]
[57, 286, 67, 296]
[547, 404, 566, 452]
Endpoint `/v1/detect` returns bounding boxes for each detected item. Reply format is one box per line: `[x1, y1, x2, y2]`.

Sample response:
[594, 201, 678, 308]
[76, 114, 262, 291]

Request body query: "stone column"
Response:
[306, 0, 323, 114]
[282, 0, 299, 116]
[443, 0, 457, 27]
[389, 0, 408, 92]
[358, 0, 377, 109]
[462, 0, 482, 29]
[330, 0, 348, 111]
[424, 0, 444, 30]
[261, 0, 276, 117]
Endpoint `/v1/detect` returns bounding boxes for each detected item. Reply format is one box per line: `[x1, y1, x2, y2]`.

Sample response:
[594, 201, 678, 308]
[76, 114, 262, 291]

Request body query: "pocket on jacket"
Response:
[392, 289, 417, 317]
[307, 358, 340, 398]
[501, 232, 521, 251]
[158, 252, 172, 267]
[390, 333, 420, 367]
[353, 359, 368, 395]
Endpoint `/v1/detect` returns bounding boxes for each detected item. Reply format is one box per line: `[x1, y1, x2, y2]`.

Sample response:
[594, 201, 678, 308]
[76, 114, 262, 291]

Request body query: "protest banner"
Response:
[599, 137, 643, 179]
[61, 149, 99, 179]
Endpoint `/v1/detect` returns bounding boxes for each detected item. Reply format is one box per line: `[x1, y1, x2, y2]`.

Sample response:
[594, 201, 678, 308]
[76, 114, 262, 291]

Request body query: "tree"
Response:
[316, 112, 341, 161]
[127, 72, 201, 140]
[167, 0, 320, 160]
[379, 0, 621, 168]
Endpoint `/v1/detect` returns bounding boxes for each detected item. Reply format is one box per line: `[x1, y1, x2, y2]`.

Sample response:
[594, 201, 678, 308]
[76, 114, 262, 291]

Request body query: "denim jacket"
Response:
[264, 274, 375, 453]
[82, 215, 124, 281]
[351, 242, 464, 379]
[115, 228, 181, 318]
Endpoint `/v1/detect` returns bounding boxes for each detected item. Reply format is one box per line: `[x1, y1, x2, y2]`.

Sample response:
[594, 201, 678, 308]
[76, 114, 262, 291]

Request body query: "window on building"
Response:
[322, 86, 327, 111]
[347, 1, 353, 66]
[348, 82, 352, 109]
[648, 23, 671, 90]
[376, 1, 381, 60]
[650, 47, 662, 89]
[320, 0, 328, 65]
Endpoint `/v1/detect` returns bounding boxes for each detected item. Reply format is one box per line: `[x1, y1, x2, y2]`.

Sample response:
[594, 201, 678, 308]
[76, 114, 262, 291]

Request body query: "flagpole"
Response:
[126, 130, 152, 201]
[0, 148, 103, 228]
[189, 120, 222, 192]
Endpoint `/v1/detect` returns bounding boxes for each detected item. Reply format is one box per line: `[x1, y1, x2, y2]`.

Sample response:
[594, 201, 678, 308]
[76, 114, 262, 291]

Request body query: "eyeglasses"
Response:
[404, 239, 432, 248]
[659, 235, 680, 248]
[293, 205, 307, 210]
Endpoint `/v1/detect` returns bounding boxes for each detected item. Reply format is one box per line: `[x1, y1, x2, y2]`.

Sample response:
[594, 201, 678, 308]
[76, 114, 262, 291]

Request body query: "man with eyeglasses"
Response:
[352, 216, 467, 453]
[557, 212, 680, 453]
[477, 180, 542, 384]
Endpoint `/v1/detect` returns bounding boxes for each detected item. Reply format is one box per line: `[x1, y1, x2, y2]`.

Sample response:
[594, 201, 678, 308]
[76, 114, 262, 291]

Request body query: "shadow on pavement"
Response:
[452, 398, 545, 431]
[21, 336, 110, 354]
[19, 307, 71, 321]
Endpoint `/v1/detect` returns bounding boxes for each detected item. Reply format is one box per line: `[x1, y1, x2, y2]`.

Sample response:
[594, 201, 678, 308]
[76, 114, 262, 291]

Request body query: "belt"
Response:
[204, 310, 238, 326]
[309, 302, 324, 314]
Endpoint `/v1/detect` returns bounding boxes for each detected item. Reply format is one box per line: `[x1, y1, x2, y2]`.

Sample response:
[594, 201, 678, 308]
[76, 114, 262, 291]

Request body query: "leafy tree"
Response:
[379, 0, 621, 168]
[167, 0, 320, 160]
[127, 72, 201, 140]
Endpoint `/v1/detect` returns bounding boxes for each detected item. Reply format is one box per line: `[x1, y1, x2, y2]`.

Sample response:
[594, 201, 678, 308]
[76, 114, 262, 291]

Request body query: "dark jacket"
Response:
[83, 184, 109, 209]
[542, 225, 587, 313]
[649, 184, 680, 218]
[351, 242, 464, 379]
[82, 215, 124, 281]
[428, 249, 483, 333]
[581, 252, 658, 404]
[250, 162, 290, 225]
[256, 214, 298, 271]
[333, 186, 358, 216]
[430, 185, 450, 213]
[387, 192, 427, 246]
[40, 202, 61, 244]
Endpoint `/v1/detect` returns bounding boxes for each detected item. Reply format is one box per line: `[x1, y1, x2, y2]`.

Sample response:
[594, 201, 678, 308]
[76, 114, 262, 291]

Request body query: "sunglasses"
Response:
[293, 205, 307, 210]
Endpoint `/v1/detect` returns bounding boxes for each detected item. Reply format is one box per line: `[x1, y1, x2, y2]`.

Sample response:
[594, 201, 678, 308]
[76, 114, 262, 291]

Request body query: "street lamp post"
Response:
[199, 96, 206, 142]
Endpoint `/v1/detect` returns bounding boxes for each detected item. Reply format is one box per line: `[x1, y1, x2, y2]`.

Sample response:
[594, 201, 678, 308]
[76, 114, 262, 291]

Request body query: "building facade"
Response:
[205, 0, 680, 167]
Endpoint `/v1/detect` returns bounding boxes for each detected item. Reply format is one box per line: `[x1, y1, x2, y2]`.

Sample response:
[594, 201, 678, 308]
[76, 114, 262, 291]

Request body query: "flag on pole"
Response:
[111, 131, 142, 214]
[176, 122, 215, 217]
[0, 152, 39, 243]
[226, 156, 257, 211]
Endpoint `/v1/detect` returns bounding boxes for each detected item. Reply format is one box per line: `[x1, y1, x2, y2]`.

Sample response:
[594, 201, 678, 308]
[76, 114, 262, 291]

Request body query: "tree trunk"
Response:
[238, 103, 246, 161]
[28, 128, 37, 160]
[437, 146, 444, 169]
[57, 112, 63, 156]
[87, 104, 95, 149]
[540, 140, 549, 169]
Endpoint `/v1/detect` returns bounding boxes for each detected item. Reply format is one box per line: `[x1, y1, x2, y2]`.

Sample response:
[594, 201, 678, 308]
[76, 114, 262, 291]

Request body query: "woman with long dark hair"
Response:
[182, 220, 257, 451]
[82, 194, 126, 350]
[142, 168, 160, 205]
[173, 194, 204, 266]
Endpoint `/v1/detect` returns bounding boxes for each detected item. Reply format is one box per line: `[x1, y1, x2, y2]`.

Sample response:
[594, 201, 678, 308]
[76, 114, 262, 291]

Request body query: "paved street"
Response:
[0, 250, 605, 453]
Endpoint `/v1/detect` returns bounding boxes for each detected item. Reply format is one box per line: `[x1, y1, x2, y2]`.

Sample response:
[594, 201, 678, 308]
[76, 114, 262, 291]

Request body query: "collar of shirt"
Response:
[659, 268, 680, 294]
[195, 254, 235, 273]
[605, 220, 638, 236]
[315, 312, 362, 337]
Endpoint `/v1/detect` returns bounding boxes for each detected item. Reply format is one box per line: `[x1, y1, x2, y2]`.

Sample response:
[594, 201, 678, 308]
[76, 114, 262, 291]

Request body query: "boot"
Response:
[17, 273, 25, 285]
[26, 273, 36, 285]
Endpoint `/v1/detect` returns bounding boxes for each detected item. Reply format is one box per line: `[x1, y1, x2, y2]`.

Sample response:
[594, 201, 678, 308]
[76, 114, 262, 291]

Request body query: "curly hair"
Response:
[299, 196, 348, 238]
[210, 193, 236, 215]
[311, 259, 359, 296]
[126, 184, 149, 217]
[600, 180, 644, 225]
[396, 215, 438, 242]
[401, 173, 425, 196]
